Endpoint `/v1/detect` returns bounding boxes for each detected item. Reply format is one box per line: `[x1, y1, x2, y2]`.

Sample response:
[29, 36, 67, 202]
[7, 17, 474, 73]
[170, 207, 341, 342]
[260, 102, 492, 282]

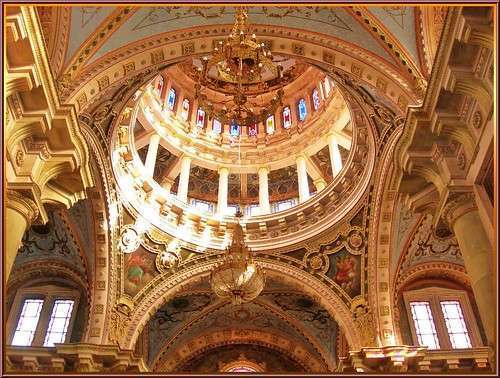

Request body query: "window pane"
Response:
[43, 300, 74, 347]
[266, 115, 275, 135]
[298, 99, 307, 121]
[167, 88, 176, 110]
[441, 300, 472, 349]
[282, 106, 292, 129]
[11, 299, 44, 346]
[409, 301, 440, 349]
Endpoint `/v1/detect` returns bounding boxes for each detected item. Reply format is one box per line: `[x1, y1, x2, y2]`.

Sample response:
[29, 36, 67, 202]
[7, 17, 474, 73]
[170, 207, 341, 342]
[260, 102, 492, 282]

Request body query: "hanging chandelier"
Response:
[211, 210, 265, 305]
[194, 7, 284, 127]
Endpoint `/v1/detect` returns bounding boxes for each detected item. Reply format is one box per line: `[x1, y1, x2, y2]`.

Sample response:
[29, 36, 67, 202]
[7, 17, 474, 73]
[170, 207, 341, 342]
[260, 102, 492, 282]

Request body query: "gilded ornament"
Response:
[119, 225, 142, 254]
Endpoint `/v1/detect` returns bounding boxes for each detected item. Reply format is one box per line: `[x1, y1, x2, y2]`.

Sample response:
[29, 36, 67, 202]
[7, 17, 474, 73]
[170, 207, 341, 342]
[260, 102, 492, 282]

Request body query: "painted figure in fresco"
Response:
[126, 252, 151, 286]
[334, 255, 356, 292]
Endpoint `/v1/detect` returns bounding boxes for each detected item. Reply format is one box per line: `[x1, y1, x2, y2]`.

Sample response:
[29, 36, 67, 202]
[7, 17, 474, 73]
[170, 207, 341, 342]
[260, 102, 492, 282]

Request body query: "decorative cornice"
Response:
[441, 192, 477, 228]
[6, 189, 40, 224]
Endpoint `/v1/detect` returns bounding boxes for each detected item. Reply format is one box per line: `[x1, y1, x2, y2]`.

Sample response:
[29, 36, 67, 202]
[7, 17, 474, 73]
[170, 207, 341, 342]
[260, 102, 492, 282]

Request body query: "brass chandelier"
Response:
[194, 7, 284, 127]
[211, 210, 265, 305]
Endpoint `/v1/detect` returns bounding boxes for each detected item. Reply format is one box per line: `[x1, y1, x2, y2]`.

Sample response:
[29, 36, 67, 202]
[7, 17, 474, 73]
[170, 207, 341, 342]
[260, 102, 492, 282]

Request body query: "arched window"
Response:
[282, 106, 292, 129]
[167, 88, 176, 110]
[180, 98, 190, 121]
[298, 98, 307, 121]
[196, 108, 206, 128]
[248, 123, 258, 137]
[227, 366, 257, 372]
[312, 88, 320, 111]
[266, 115, 275, 135]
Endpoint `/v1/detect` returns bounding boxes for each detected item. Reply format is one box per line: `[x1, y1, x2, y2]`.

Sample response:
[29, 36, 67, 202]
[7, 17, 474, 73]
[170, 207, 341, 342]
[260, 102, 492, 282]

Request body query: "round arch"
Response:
[154, 328, 326, 373]
[118, 259, 363, 352]
[68, 25, 421, 115]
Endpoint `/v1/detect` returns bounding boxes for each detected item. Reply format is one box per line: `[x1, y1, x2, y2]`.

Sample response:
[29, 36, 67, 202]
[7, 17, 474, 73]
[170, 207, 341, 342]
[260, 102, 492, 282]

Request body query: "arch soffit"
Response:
[120, 260, 362, 352]
[148, 295, 335, 371]
[154, 328, 326, 373]
[67, 25, 421, 114]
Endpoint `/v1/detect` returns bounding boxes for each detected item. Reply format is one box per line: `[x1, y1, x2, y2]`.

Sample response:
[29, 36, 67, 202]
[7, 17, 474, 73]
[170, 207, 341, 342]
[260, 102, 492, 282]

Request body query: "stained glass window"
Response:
[181, 99, 190, 121]
[43, 300, 74, 347]
[298, 98, 307, 121]
[212, 119, 222, 134]
[282, 106, 292, 129]
[230, 120, 240, 137]
[167, 88, 176, 110]
[266, 115, 275, 134]
[248, 123, 258, 137]
[409, 301, 440, 350]
[440, 301, 472, 349]
[196, 108, 206, 128]
[324, 77, 331, 97]
[156, 76, 164, 96]
[11, 299, 44, 346]
[312, 88, 320, 110]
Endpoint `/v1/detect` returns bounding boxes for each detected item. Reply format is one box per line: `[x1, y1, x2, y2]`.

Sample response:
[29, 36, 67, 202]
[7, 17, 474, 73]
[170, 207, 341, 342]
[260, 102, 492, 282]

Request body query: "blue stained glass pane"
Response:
[298, 99, 307, 121]
[167, 88, 176, 110]
[230, 120, 240, 137]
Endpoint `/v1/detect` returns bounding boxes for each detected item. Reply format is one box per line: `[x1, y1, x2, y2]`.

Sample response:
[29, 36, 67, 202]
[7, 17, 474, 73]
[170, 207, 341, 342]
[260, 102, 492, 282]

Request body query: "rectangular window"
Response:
[196, 108, 206, 128]
[298, 99, 307, 121]
[212, 119, 222, 134]
[167, 88, 176, 110]
[409, 301, 440, 350]
[282, 106, 292, 129]
[248, 123, 258, 137]
[245, 204, 260, 217]
[440, 301, 472, 349]
[11, 299, 44, 346]
[227, 205, 239, 216]
[43, 300, 75, 347]
[230, 120, 240, 137]
[181, 98, 190, 121]
[191, 199, 214, 214]
[266, 115, 275, 135]
[312, 88, 320, 110]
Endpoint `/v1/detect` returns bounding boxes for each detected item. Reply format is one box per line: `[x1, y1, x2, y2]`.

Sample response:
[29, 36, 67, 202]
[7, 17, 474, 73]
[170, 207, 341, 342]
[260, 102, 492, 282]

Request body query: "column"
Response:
[144, 134, 160, 177]
[313, 178, 327, 192]
[258, 167, 270, 215]
[296, 155, 310, 203]
[443, 192, 495, 347]
[217, 167, 229, 215]
[177, 156, 191, 202]
[328, 133, 343, 176]
[5, 190, 39, 282]
[161, 178, 174, 194]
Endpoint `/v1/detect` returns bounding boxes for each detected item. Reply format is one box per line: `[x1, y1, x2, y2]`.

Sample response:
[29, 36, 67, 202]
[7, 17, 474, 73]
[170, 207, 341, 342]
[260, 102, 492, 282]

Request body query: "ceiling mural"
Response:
[178, 344, 303, 373]
[367, 6, 420, 65]
[143, 276, 338, 371]
[65, 6, 116, 65]
[85, 6, 398, 66]
[12, 209, 87, 278]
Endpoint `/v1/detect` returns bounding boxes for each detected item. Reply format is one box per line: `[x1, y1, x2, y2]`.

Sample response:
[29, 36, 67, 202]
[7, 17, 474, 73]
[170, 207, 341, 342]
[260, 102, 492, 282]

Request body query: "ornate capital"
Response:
[6, 189, 39, 224]
[441, 192, 477, 228]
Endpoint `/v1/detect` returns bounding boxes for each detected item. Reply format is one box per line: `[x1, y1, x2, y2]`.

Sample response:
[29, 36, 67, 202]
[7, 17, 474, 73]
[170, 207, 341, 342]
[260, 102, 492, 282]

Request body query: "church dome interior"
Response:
[3, 4, 496, 375]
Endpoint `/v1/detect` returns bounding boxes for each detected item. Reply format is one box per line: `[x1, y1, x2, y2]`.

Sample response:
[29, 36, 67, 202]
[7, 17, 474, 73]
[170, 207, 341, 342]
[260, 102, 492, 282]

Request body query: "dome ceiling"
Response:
[63, 6, 420, 69]
[41, 5, 429, 95]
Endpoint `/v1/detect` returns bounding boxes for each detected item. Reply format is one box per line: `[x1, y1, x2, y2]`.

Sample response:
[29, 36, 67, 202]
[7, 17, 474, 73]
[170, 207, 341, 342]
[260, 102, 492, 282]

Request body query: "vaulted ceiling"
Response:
[37, 5, 443, 110]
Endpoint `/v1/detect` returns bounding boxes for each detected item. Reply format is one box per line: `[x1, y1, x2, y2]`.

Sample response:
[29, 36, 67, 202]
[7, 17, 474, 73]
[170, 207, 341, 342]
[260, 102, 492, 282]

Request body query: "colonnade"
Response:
[143, 133, 344, 215]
